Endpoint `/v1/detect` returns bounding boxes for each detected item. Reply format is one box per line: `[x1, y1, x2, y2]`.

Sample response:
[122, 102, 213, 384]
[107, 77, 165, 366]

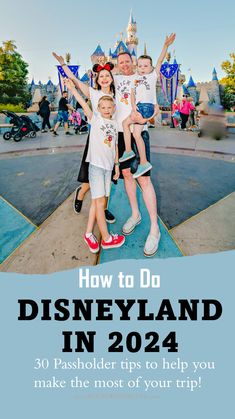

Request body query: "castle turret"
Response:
[126, 10, 138, 55]
[211, 67, 221, 105]
[212, 67, 218, 81]
[187, 75, 196, 88]
[187, 75, 198, 102]
[91, 44, 106, 65]
[81, 73, 89, 83]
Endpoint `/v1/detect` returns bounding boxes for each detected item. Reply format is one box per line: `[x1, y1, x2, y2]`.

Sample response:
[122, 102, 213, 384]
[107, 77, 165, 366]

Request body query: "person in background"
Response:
[38, 96, 52, 133]
[188, 97, 196, 129]
[52, 91, 74, 136]
[172, 98, 180, 127]
[179, 95, 195, 130]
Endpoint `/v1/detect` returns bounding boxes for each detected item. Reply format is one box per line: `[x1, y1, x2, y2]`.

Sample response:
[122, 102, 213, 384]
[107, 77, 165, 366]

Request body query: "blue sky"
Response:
[0, 0, 234, 85]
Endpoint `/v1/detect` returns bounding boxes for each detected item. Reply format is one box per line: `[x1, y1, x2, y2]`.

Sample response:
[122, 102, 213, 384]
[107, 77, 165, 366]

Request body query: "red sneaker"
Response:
[101, 233, 125, 249]
[84, 234, 99, 253]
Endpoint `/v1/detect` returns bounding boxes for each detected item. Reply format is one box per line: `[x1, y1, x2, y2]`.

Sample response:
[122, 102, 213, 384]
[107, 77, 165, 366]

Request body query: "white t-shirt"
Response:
[114, 74, 136, 132]
[89, 87, 113, 116]
[86, 114, 118, 171]
[131, 70, 158, 105]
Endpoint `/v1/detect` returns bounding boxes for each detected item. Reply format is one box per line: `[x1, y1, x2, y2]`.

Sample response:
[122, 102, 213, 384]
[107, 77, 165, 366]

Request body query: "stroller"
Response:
[76, 116, 89, 134]
[1, 110, 40, 142]
[68, 109, 88, 135]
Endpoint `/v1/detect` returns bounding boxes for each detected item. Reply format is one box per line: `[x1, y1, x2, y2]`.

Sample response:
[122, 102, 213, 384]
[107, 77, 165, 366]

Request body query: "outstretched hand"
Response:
[52, 52, 65, 66]
[164, 33, 176, 47]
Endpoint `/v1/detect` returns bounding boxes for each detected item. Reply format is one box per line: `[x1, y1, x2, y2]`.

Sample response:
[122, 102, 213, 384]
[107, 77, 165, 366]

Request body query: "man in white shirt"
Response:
[114, 33, 175, 256]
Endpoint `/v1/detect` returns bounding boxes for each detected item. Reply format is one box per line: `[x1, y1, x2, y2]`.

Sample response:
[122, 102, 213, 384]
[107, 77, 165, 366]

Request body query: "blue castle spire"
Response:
[182, 84, 190, 96]
[187, 75, 196, 88]
[131, 49, 136, 57]
[212, 67, 218, 81]
[129, 9, 136, 24]
[92, 44, 105, 56]
[81, 73, 89, 82]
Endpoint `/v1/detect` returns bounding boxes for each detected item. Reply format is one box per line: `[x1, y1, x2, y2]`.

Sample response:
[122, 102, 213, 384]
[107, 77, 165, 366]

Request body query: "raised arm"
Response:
[52, 52, 90, 98]
[155, 33, 176, 76]
[64, 79, 93, 120]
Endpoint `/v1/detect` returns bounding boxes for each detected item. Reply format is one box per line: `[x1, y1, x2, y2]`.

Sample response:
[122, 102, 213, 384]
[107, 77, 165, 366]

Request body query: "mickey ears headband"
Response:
[92, 62, 114, 73]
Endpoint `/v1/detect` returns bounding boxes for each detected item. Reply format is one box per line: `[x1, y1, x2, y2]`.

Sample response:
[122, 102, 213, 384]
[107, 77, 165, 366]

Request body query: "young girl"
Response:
[65, 78, 125, 253]
[52, 52, 115, 222]
[172, 99, 180, 127]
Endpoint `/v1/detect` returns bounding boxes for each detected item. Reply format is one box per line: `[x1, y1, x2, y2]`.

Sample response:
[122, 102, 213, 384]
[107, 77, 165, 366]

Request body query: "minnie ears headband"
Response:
[92, 62, 114, 73]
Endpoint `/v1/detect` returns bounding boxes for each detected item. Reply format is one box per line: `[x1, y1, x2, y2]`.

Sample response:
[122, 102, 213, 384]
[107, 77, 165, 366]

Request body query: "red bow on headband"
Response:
[96, 63, 111, 72]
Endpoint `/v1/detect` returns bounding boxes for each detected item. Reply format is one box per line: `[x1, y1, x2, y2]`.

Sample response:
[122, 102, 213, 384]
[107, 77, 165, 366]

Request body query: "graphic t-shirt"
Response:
[86, 114, 118, 171]
[89, 87, 113, 116]
[114, 74, 136, 132]
[131, 71, 158, 105]
[58, 97, 68, 111]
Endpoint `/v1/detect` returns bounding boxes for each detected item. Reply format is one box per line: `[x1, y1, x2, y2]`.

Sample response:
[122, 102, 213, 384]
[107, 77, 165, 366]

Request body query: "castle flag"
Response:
[160, 63, 180, 105]
[57, 65, 80, 93]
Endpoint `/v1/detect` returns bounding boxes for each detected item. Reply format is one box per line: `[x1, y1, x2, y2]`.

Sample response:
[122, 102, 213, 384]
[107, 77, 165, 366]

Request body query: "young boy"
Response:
[65, 79, 125, 253]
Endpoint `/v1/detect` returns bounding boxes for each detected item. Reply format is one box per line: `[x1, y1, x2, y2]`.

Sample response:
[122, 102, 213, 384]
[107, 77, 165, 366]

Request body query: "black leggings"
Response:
[41, 113, 51, 130]
[77, 133, 90, 183]
[180, 113, 189, 129]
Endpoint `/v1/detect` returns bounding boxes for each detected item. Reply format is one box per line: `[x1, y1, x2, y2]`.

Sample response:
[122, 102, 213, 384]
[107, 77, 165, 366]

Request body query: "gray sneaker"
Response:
[144, 232, 161, 257]
[122, 214, 141, 235]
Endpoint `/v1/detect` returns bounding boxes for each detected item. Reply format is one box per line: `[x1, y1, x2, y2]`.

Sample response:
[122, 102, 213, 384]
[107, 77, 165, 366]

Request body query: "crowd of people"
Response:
[48, 34, 176, 257]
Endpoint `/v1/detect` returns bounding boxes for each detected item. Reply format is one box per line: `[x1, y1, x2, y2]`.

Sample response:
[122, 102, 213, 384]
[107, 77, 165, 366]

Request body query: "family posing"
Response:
[53, 33, 175, 257]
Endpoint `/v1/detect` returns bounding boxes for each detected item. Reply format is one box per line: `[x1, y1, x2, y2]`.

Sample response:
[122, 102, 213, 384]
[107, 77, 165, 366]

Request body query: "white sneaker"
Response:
[144, 232, 161, 257]
[122, 214, 141, 235]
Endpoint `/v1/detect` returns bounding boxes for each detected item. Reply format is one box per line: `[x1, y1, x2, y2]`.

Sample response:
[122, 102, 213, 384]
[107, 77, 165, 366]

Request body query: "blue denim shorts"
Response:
[57, 110, 69, 123]
[89, 164, 112, 199]
[137, 102, 155, 119]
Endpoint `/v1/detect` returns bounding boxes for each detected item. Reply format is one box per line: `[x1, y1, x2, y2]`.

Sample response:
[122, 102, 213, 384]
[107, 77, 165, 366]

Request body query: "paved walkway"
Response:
[171, 192, 235, 255]
[1, 126, 235, 156]
[0, 127, 234, 273]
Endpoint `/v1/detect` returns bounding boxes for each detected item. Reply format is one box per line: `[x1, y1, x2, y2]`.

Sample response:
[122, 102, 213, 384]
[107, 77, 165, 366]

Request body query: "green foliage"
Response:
[0, 103, 26, 113]
[0, 40, 31, 106]
[220, 52, 235, 95]
[221, 89, 235, 110]
[220, 53, 235, 110]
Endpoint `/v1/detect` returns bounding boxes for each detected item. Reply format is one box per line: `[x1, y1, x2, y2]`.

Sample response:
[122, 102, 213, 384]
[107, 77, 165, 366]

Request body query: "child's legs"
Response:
[123, 115, 134, 152]
[78, 182, 90, 200]
[95, 197, 109, 241]
[88, 164, 112, 241]
[86, 200, 96, 234]
[133, 124, 148, 165]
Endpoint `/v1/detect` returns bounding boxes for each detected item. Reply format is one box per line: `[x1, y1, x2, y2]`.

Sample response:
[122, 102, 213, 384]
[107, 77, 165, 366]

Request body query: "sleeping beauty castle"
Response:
[28, 11, 222, 110]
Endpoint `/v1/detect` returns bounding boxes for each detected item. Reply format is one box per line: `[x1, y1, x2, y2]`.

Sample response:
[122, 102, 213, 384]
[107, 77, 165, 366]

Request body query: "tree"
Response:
[0, 40, 30, 106]
[220, 53, 235, 110]
[221, 88, 235, 110]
